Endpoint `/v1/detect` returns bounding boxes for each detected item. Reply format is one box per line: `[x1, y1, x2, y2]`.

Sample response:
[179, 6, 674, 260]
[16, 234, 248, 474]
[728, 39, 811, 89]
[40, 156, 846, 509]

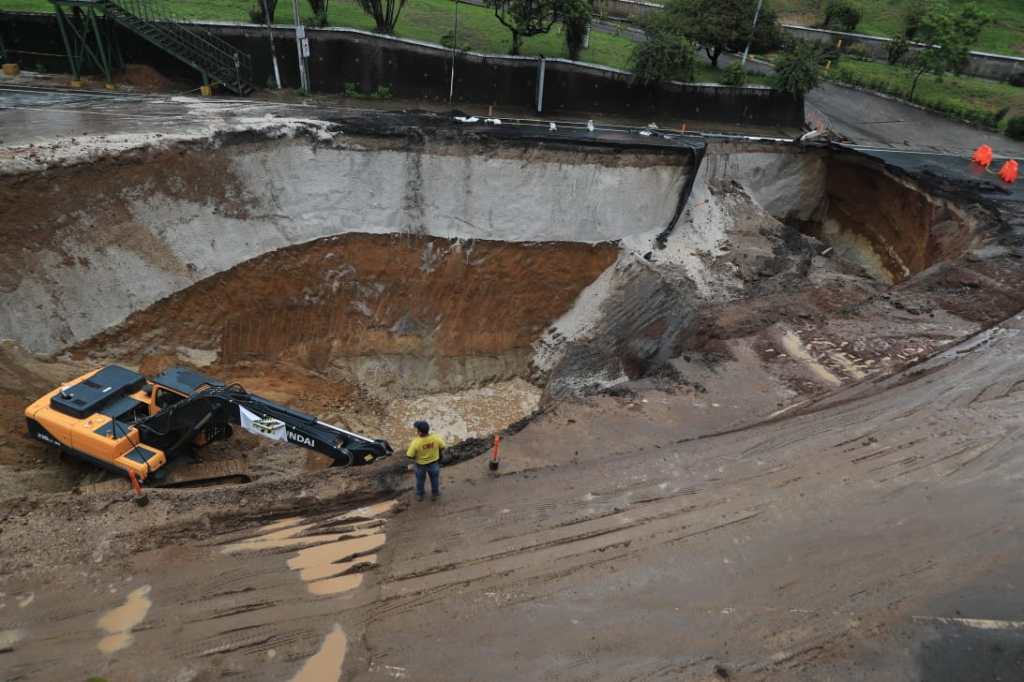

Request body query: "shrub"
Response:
[629, 30, 696, 84]
[721, 61, 748, 86]
[562, 0, 591, 61]
[1007, 116, 1024, 141]
[902, 0, 929, 39]
[994, 106, 1010, 124]
[844, 43, 871, 61]
[749, 5, 785, 53]
[886, 34, 910, 65]
[822, 0, 861, 32]
[772, 41, 821, 97]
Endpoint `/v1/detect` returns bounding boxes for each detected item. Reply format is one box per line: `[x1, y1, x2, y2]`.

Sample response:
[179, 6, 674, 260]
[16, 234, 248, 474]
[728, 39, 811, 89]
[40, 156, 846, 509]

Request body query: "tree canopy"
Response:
[901, 1, 989, 97]
[486, 0, 561, 55]
[661, 0, 779, 68]
[771, 40, 821, 97]
[629, 19, 696, 85]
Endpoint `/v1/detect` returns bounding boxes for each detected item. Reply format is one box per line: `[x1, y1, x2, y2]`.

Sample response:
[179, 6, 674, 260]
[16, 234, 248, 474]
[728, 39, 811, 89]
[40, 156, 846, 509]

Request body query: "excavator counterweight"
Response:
[25, 365, 392, 483]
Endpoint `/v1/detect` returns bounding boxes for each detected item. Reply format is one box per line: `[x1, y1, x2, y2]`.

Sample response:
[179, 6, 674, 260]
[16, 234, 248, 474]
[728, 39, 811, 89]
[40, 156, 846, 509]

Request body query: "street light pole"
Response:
[449, 0, 459, 103]
[740, 0, 763, 67]
[290, 0, 310, 92]
[262, 0, 282, 88]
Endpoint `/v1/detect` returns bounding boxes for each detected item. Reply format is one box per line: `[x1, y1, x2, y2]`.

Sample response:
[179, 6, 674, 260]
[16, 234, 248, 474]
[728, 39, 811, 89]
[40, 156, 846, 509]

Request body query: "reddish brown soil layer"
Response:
[823, 158, 976, 281]
[73, 234, 619, 368]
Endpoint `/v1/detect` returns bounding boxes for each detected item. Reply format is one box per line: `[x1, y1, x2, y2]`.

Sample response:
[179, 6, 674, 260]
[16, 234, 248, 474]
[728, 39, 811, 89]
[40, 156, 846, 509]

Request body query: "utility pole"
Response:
[740, 0, 763, 67]
[290, 0, 310, 92]
[449, 0, 460, 103]
[262, 0, 282, 88]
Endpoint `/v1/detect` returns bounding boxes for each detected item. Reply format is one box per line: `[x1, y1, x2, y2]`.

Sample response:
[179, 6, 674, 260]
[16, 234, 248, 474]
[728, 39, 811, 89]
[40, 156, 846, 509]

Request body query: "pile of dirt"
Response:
[117, 64, 179, 92]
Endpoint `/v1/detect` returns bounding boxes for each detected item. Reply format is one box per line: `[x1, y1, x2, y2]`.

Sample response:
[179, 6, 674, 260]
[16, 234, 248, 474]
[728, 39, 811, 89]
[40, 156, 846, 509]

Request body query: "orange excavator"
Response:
[25, 365, 392, 484]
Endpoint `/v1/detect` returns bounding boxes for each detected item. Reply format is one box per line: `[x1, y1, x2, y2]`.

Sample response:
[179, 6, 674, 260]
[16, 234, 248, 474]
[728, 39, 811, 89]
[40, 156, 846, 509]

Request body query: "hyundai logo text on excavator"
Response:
[24, 365, 393, 484]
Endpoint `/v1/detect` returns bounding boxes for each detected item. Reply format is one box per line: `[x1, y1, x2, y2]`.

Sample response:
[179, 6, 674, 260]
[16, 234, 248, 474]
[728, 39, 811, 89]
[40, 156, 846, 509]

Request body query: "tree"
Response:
[1007, 115, 1024, 141]
[903, 1, 988, 98]
[562, 0, 591, 61]
[248, 0, 280, 24]
[661, 0, 780, 69]
[308, 0, 330, 27]
[355, 0, 408, 34]
[886, 33, 910, 65]
[629, 20, 696, 85]
[771, 40, 821, 97]
[821, 0, 861, 32]
[487, 0, 562, 55]
[901, 0, 930, 39]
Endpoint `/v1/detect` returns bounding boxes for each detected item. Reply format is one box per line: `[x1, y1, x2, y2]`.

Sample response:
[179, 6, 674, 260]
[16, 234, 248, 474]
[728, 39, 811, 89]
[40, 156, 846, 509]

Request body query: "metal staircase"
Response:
[51, 0, 254, 95]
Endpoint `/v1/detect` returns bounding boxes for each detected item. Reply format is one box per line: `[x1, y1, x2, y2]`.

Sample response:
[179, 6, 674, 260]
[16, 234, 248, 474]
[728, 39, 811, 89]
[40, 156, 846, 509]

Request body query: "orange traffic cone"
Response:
[488, 435, 501, 471]
[998, 159, 1019, 184]
[972, 144, 994, 167]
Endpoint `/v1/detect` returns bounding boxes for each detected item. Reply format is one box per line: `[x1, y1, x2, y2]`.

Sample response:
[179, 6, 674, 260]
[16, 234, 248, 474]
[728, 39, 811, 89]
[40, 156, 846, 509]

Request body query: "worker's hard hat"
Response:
[414, 420, 430, 434]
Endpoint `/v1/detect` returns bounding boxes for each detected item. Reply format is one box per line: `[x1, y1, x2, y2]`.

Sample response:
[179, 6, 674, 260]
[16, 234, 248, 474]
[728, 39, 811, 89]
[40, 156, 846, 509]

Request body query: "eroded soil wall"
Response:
[703, 143, 977, 283]
[0, 134, 691, 354]
[73, 235, 619, 396]
[820, 156, 977, 283]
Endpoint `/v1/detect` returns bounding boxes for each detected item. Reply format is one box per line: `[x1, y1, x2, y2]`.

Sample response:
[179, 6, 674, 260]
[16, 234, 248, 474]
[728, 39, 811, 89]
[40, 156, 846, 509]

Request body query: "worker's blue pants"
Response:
[414, 461, 441, 498]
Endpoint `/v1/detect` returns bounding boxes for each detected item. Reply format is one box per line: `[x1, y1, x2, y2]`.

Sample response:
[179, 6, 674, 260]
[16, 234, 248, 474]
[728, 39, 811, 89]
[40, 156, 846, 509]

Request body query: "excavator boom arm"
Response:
[136, 386, 392, 466]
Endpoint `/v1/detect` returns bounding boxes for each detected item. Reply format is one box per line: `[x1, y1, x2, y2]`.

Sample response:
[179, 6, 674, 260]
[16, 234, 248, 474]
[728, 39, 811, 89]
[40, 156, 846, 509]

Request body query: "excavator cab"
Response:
[25, 365, 168, 479]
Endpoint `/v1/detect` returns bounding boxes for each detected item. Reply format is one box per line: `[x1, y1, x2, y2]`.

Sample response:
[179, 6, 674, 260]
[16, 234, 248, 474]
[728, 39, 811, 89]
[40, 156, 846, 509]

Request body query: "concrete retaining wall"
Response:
[782, 25, 1023, 82]
[0, 11, 804, 127]
[592, 0, 661, 22]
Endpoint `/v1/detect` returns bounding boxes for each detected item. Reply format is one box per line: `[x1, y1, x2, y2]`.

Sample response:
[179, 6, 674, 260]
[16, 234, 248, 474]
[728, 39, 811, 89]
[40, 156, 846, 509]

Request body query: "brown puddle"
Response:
[290, 623, 348, 682]
[288, 532, 385, 570]
[97, 585, 152, 654]
[333, 500, 398, 521]
[225, 501, 395, 597]
[297, 555, 379, 582]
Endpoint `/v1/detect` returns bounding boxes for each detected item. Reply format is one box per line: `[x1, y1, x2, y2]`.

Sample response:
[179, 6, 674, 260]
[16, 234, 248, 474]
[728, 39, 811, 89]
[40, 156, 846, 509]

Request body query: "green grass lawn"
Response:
[1, 0, 640, 67]
[828, 57, 1024, 128]
[0, 0, 782, 83]
[771, 0, 1024, 57]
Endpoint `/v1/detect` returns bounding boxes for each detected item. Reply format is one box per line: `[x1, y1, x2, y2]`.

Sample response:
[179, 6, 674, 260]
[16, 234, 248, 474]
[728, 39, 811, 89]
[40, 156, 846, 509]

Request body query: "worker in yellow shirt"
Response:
[407, 420, 445, 501]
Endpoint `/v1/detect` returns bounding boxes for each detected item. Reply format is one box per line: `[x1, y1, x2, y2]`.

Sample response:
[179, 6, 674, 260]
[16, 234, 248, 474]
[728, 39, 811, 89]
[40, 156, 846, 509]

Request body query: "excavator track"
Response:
[82, 459, 252, 494]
